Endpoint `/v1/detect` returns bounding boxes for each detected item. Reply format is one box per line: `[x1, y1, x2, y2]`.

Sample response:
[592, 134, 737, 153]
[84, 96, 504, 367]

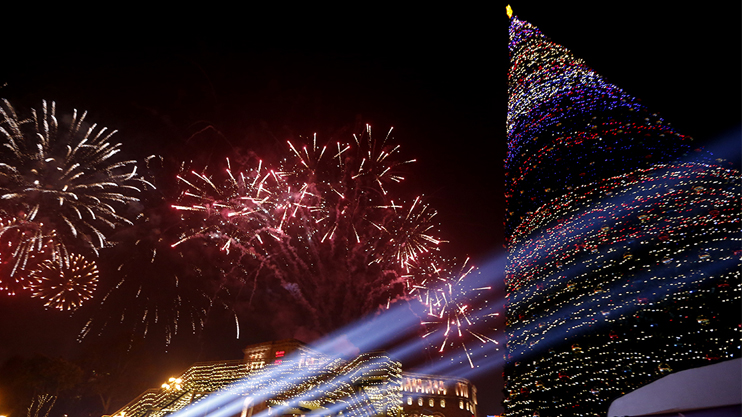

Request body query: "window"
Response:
[440, 399, 445, 408]
[418, 398, 423, 406]
[459, 401, 464, 409]
[407, 397, 412, 405]
[456, 382, 469, 398]
[429, 399, 434, 407]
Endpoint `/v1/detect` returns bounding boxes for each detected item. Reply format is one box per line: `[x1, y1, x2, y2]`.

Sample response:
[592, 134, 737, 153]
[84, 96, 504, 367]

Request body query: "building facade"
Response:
[503, 8, 741, 417]
[400, 373, 477, 417]
[109, 339, 477, 417]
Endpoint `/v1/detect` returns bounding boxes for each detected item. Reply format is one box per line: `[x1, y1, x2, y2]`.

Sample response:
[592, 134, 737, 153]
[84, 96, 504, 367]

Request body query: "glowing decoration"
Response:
[110, 339, 479, 417]
[162, 377, 183, 391]
[28, 253, 99, 311]
[503, 15, 694, 239]
[174, 126, 443, 334]
[110, 341, 405, 417]
[503, 11, 740, 417]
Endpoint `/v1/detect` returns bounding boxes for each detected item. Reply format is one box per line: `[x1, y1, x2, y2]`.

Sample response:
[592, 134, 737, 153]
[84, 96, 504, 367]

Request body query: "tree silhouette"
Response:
[0, 354, 82, 417]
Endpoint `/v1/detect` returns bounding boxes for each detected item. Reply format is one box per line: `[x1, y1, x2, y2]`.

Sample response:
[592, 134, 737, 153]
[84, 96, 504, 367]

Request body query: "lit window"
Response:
[440, 399, 445, 408]
[418, 398, 423, 406]
[459, 401, 464, 409]
[407, 397, 412, 405]
[429, 399, 434, 407]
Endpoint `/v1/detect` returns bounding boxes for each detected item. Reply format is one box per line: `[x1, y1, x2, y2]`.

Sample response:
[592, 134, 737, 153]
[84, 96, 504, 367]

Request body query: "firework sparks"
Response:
[173, 126, 442, 333]
[28, 253, 99, 311]
[416, 258, 499, 367]
[78, 224, 216, 346]
[0, 217, 58, 295]
[373, 196, 444, 268]
[78, 155, 216, 347]
[0, 100, 145, 260]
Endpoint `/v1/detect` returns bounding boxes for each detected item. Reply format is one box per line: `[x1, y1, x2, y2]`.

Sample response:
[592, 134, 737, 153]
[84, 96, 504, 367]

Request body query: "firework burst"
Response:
[173, 126, 443, 333]
[0, 100, 145, 261]
[28, 253, 99, 311]
[416, 258, 499, 368]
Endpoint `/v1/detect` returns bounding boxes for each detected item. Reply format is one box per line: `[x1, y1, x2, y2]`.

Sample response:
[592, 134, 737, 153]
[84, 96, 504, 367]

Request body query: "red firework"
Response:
[172, 126, 444, 333]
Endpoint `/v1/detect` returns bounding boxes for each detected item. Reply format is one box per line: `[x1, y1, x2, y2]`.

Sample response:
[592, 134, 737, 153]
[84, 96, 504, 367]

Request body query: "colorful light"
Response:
[503, 11, 740, 417]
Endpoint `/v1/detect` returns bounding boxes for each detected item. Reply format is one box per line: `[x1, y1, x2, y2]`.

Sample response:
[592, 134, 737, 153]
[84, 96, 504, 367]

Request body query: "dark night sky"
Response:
[0, 3, 739, 415]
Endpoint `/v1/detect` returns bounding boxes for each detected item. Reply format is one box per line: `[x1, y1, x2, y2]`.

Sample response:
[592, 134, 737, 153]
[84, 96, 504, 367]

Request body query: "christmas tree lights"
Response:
[503, 9, 741, 417]
[504, 14, 694, 239]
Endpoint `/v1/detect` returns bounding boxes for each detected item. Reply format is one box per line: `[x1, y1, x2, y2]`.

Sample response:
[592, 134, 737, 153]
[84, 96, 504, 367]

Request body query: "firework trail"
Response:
[173, 126, 444, 334]
[0, 100, 145, 266]
[0, 217, 57, 295]
[79, 156, 219, 346]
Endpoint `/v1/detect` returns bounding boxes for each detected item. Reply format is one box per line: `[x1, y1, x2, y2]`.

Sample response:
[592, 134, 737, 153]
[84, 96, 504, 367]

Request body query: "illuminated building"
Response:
[503, 8, 741, 417]
[400, 373, 477, 417]
[109, 340, 478, 417]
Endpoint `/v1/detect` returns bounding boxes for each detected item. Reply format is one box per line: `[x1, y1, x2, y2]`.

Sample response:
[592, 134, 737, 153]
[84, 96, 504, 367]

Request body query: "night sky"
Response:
[0, 3, 739, 415]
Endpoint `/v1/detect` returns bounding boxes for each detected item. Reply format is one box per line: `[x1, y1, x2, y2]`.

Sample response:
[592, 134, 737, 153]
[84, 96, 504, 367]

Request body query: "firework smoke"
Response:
[174, 126, 444, 334]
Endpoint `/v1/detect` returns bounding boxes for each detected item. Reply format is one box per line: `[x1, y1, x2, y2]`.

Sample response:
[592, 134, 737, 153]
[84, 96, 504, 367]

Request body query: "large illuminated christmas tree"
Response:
[503, 7, 741, 416]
